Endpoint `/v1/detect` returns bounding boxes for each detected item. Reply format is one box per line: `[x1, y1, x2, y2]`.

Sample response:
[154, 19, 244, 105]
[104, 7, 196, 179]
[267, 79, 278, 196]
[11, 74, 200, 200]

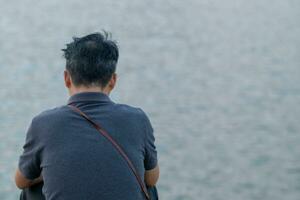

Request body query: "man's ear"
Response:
[108, 73, 117, 91]
[64, 70, 72, 89]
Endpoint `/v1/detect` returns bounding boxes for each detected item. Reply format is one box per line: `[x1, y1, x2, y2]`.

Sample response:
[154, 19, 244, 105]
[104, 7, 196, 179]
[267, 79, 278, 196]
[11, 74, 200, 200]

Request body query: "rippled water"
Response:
[0, 0, 299, 199]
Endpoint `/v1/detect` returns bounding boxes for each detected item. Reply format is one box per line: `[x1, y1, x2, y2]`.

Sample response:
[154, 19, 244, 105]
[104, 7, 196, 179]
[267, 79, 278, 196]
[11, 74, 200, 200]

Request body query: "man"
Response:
[15, 32, 159, 200]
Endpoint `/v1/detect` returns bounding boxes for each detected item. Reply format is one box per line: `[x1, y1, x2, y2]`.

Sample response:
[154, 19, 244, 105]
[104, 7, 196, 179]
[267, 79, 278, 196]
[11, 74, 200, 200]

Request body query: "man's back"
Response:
[18, 92, 157, 200]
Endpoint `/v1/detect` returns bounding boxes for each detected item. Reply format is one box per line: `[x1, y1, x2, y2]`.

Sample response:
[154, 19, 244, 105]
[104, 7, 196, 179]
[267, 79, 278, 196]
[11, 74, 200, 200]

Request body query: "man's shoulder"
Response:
[114, 103, 147, 118]
[32, 105, 69, 125]
[113, 103, 152, 128]
[25, 106, 69, 139]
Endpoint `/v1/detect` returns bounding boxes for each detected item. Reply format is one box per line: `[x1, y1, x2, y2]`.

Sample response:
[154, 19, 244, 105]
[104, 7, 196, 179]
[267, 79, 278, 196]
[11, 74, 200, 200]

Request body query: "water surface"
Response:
[0, 0, 299, 199]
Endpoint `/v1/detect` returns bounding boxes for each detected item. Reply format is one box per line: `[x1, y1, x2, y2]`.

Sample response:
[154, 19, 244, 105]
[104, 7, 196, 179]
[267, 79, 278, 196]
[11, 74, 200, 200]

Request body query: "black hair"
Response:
[62, 31, 119, 87]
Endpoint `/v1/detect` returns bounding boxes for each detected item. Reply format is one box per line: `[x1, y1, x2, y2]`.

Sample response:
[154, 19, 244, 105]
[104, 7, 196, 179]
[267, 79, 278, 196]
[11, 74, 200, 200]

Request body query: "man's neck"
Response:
[69, 86, 110, 96]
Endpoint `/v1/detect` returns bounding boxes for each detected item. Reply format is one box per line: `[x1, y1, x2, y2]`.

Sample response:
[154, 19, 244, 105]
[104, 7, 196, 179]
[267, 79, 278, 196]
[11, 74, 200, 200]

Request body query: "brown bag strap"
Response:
[68, 104, 150, 200]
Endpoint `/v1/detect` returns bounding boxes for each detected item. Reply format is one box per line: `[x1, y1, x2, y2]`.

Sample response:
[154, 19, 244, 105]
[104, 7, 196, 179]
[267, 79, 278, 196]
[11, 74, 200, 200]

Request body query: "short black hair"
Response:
[62, 31, 119, 87]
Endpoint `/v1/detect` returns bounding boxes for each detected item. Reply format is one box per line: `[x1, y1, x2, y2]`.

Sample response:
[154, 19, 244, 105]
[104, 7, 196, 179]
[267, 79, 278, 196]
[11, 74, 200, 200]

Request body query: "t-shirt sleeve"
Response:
[142, 111, 158, 170]
[18, 117, 42, 180]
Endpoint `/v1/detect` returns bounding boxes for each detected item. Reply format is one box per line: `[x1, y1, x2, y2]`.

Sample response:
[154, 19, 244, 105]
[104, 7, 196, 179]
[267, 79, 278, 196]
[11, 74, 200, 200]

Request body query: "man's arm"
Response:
[16, 117, 43, 189]
[144, 165, 159, 187]
[15, 169, 43, 189]
[140, 108, 159, 186]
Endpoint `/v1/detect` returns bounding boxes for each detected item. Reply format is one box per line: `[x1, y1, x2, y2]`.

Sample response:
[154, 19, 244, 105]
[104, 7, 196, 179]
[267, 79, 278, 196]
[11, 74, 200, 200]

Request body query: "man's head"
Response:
[62, 31, 119, 95]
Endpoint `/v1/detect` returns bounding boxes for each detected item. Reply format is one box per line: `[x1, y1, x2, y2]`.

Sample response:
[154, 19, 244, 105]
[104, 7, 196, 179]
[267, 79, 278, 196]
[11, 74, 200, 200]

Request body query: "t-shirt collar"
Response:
[67, 92, 112, 105]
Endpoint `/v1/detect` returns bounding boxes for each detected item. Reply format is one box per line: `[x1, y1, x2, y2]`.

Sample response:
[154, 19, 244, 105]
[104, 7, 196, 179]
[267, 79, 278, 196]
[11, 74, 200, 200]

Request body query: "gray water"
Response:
[0, 0, 299, 199]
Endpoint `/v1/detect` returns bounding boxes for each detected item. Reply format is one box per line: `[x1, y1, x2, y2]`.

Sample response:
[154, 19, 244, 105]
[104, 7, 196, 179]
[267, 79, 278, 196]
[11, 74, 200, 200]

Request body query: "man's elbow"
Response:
[15, 169, 31, 189]
[15, 176, 27, 189]
[144, 165, 159, 187]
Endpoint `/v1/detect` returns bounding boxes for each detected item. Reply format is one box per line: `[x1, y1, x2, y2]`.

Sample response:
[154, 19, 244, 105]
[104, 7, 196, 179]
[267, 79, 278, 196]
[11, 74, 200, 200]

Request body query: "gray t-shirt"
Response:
[18, 92, 157, 200]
